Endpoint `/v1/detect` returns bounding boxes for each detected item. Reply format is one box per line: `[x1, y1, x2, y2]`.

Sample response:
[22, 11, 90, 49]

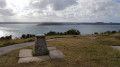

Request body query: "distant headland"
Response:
[0, 22, 120, 25]
[37, 22, 120, 26]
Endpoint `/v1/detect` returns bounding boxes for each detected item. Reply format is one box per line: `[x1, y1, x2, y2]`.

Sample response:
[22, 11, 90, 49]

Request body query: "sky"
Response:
[0, 0, 120, 22]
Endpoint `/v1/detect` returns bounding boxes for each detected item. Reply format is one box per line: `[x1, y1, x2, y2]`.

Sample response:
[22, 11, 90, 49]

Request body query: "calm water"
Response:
[0, 24, 120, 38]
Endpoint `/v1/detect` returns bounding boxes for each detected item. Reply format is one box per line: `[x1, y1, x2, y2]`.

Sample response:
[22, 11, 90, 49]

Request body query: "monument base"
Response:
[18, 46, 65, 63]
[33, 51, 49, 56]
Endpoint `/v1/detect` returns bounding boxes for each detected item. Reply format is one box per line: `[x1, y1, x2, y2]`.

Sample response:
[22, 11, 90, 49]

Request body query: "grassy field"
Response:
[0, 33, 120, 67]
[0, 35, 97, 47]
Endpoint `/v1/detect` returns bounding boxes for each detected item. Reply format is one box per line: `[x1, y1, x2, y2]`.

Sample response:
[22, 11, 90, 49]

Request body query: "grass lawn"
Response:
[0, 34, 120, 67]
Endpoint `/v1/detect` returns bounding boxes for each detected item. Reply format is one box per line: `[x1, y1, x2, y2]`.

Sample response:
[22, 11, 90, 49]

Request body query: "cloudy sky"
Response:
[0, 0, 120, 22]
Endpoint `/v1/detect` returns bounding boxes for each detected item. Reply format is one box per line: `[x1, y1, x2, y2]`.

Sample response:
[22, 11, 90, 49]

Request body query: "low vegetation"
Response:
[45, 29, 80, 35]
[94, 30, 119, 35]
[21, 34, 35, 39]
[0, 38, 35, 47]
[0, 33, 120, 67]
[0, 29, 81, 47]
[0, 29, 120, 47]
[0, 35, 12, 40]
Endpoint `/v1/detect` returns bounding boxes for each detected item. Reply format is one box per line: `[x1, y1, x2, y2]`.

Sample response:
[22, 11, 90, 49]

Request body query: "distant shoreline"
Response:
[37, 22, 120, 26]
[0, 22, 120, 25]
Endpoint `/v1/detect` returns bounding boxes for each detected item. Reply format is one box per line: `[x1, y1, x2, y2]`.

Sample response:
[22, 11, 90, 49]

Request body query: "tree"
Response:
[65, 29, 80, 35]
[111, 30, 117, 34]
[46, 31, 57, 35]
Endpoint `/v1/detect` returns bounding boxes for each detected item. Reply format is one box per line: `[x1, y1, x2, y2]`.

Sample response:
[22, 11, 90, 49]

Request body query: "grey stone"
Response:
[111, 46, 120, 50]
[19, 49, 32, 58]
[49, 50, 65, 59]
[47, 46, 57, 51]
[18, 56, 50, 63]
[34, 34, 49, 56]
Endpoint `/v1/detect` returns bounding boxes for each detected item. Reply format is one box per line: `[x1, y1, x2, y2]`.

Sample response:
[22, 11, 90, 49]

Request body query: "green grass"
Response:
[0, 37, 35, 47]
[0, 42, 18, 47]
[0, 34, 120, 67]
[0, 35, 96, 47]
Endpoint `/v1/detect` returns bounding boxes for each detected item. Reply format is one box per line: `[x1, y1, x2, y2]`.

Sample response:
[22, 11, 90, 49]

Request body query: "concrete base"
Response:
[18, 56, 50, 63]
[19, 49, 32, 58]
[50, 50, 65, 59]
[18, 46, 64, 63]
[47, 46, 57, 51]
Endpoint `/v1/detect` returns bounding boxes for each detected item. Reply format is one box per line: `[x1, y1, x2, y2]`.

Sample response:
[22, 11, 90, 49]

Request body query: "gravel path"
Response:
[0, 37, 97, 55]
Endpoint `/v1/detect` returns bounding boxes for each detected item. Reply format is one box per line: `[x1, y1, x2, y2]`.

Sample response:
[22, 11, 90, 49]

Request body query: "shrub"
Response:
[0, 35, 12, 40]
[106, 31, 111, 34]
[22, 34, 26, 38]
[94, 32, 98, 34]
[45, 31, 57, 35]
[100, 30, 118, 35]
[65, 29, 80, 35]
[119, 30, 120, 32]
[111, 31, 117, 34]
[21, 34, 35, 38]
[45, 29, 80, 35]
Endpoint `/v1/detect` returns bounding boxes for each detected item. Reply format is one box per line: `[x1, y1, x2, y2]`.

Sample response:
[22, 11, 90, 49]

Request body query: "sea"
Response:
[0, 24, 120, 38]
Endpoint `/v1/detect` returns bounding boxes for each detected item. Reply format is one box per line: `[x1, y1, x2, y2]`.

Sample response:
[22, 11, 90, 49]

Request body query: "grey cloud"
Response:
[0, 0, 14, 16]
[31, 0, 77, 10]
[76, 0, 120, 18]
[0, 9, 14, 16]
[0, 0, 6, 8]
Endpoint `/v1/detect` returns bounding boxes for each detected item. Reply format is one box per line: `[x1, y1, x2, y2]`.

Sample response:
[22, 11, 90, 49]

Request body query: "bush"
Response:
[21, 34, 35, 38]
[111, 31, 117, 34]
[65, 29, 80, 35]
[119, 30, 120, 32]
[94, 32, 98, 34]
[45, 31, 57, 35]
[45, 29, 80, 35]
[100, 30, 118, 35]
[106, 31, 111, 34]
[22, 34, 26, 38]
[0, 35, 12, 40]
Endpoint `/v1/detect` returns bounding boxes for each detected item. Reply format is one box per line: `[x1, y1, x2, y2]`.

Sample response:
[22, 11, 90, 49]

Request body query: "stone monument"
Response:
[34, 34, 49, 56]
[18, 34, 65, 63]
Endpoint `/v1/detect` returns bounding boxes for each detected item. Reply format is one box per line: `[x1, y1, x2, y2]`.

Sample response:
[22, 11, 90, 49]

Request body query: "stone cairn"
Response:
[34, 34, 49, 56]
